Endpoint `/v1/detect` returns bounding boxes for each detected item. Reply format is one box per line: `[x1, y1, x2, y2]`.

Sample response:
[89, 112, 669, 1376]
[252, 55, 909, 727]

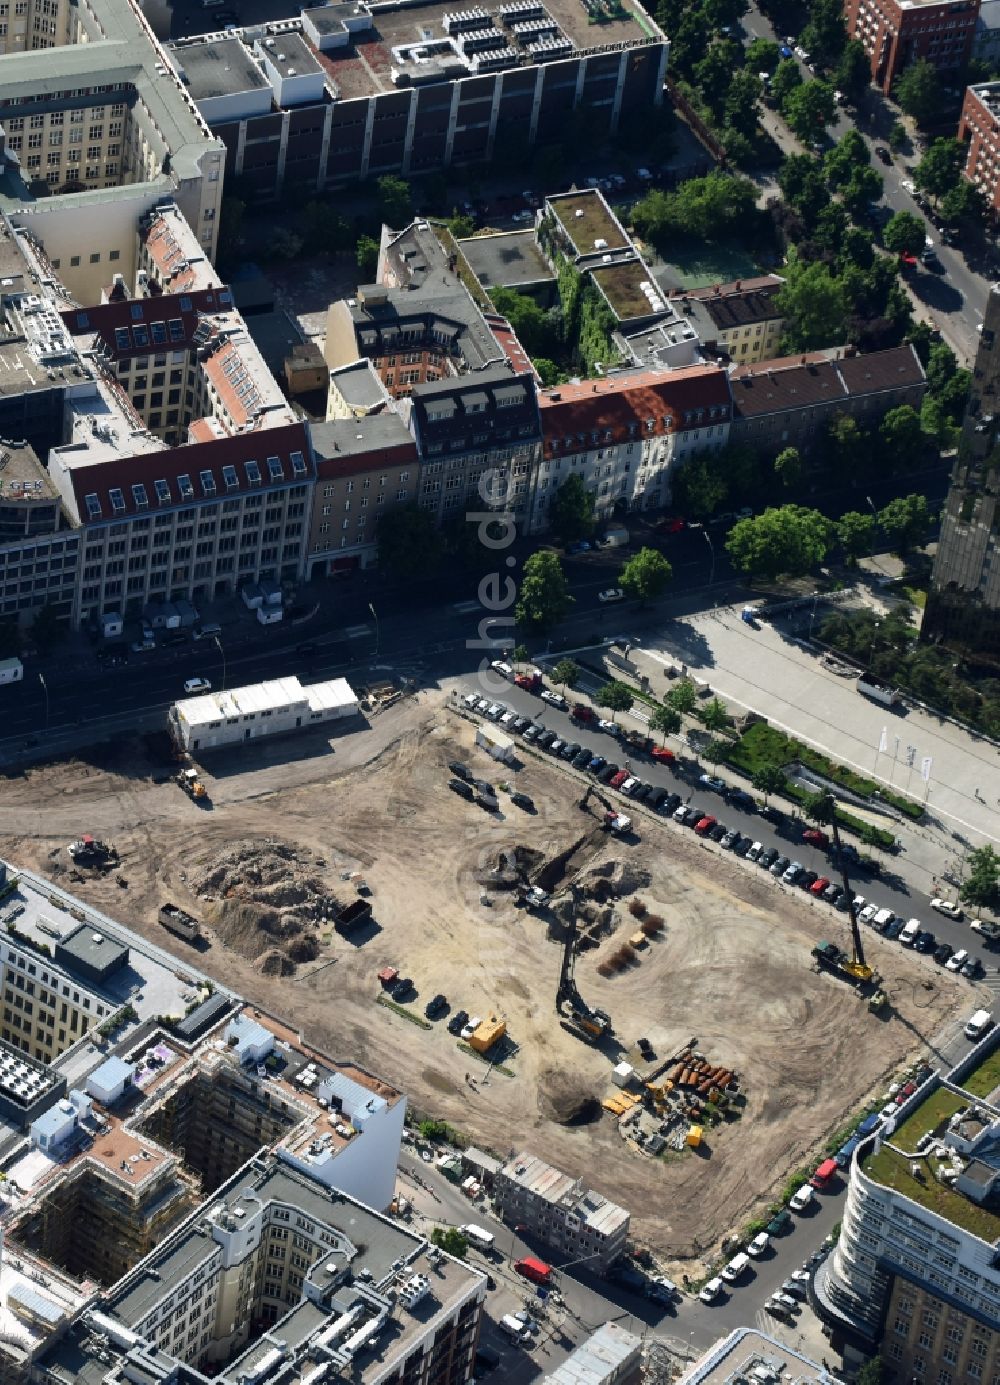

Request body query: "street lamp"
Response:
[701, 528, 716, 590]
[213, 634, 227, 691]
[38, 672, 49, 729]
[368, 601, 380, 658]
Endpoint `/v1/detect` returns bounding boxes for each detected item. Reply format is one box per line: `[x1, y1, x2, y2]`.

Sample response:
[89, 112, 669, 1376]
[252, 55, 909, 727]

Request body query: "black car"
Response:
[661, 792, 681, 814]
[637, 1036, 655, 1059]
[875, 144, 892, 164]
[649, 788, 668, 809]
[799, 870, 818, 891]
[708, 822, 728, 842]
[572, 749, 592, 770]
[759, 847, 779, 868]
[424, 993, 448, 1018]
[914, 931, 937, 953]
[781, 1279, 807, 1301]
[472, 778, 493, 795]
[681, 806, 703, 827]
[511, 716, 530, 734]
[759, 803, 783, 823]
[561, 741, 581, 760]
[933, 942, 954, 965]
[536, 730, 556, 749]
[727, 788, 756, 811]
[510, 792, 535, 811]
[523, 723, 542, 742]
[447, 1008, 469, 1035]
[449, 761, 471, 781]
[599, 763, 620, 784]
[391, 977, 414, 1001]
[634, 783, 655, 803]
[449, 779, 474, 800]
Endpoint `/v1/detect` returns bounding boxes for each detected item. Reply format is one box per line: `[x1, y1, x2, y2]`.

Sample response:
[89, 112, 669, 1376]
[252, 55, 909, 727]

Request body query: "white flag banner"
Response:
[920, 756, 933, 783]
[879, 726, 888, 754]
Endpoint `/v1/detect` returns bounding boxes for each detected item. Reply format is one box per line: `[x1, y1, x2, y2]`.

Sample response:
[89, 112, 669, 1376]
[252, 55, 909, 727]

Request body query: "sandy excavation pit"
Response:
[0, 690, 970, 1262]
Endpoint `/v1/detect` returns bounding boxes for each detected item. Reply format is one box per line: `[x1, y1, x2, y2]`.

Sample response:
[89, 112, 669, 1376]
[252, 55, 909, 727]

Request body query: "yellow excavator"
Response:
[810, 806, 878, 988]
[176, 767, 209, 804]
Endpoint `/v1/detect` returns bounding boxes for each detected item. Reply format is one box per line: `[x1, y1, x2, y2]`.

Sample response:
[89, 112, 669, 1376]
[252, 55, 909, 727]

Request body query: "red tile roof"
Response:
[67, 420, 311, 522]
[61, 289, 231, 361]
[538, 366, 730, 456]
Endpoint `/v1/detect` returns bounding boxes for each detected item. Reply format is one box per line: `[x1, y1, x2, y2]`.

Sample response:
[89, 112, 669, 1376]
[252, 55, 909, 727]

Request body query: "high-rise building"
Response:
[925, 281, 1000, 662]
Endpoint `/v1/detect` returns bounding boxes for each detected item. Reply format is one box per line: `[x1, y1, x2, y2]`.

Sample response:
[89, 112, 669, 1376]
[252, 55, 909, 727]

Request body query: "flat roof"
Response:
[547, 191, 629, 260]
[591, 259, 668, 321]
[112, 1226, 218, 1325]
[457, 231, 555, 291]
[0, 441, 59, 502]
[678, 1328, 833, 1385]
[171, 36, 269, 100]
[328, 359, 388, 409]
[176, 674, 309, 726]
[56, 922, 129, 975]
[259, 30, 323, 77]
[545, 1322, 640, 1385]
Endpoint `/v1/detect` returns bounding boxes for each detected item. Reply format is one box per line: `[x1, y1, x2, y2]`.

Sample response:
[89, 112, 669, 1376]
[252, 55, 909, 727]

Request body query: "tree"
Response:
[549, 474, 595, 545]
[914, 138, 964, 202]
[515, 550, 572, 631]
[665, 680, 695, 717]
[672, 452, 728, 519]
[824, 129, 870, 189]
[837, 510, 876, 561]
[779, 154, 830, 228]
[431, 1227, 468, 1259]
[534, 357, 561, 387]
[377, 174, 412, 227]
[776, 252, 849, 351]
[883, 210, 927, 257]
[356, 234, 379, 278]
[618, 547, 673, 605]
[888, 120, 907, 151]
[490, 287, 559, 360]
[856, 1359, 885, 1385]
[895, 58, 942, 127]
[824, 412, 870, 476]
[752, 766, 787, 803]
[553, 658, 580, 688]
[746, 37, 781, 73]
[940, 179, 988, 228]
[835, 40, 870, 102]
[840, 166, 883, 217]
[447, 210, 475, 239]
[376, 505, 443, 578]
[703, 737, 729, 768]
[782, 80, 835, 146]
[632, 170, 759, 248]
[596, 680, 634, 721]
[774, 446, 802, 488]
[769, 57, 802, 109]
[702, 697, 729, 732]
[800, 0, 846, 66]
[725, 505, 833, 579]
[723, 70, 763, 139]
[961, 845, 1000, 911]
[878, 493, 930, 553]
[512, 643, 529, 666]
[879, 406, 924, 470]
[30, 603, 64, 654]
[651, 703, 681, 743]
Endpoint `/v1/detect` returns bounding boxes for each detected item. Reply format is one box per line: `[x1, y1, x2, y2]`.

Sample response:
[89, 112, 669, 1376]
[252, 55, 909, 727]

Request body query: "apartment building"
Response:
[814, 1027, 1000, 1372]
[961, 82, 1000, 219]
[667, 276, 786, 365]
[405, 367, 543, 527]
[677, 1329, 836, 1385]
[308, 412, 419, 575]
[926, 280, 1000, 660]
[495, 1149, 629, 1272]
[532, 365, 731, 531]
[326, 357, 392, 420]
[167, 0, 668, 200]
[729, 344, 927, 454]
[843, 0, 980, 94]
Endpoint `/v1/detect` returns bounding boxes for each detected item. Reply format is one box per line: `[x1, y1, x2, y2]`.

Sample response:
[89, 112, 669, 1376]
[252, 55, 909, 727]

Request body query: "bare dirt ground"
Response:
[0, 690, 970, 1265]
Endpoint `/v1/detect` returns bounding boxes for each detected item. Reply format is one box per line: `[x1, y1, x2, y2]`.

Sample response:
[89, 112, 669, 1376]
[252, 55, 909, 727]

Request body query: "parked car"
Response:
[510, 792, 535, 811]
[875, 144, 892, 164]
[612, 770, 631, 790]
[449, 761, 471, 780]
[798, 870, 818, 891]
[931, 898, 964, 920]
[810, 876, 831, 896]
[449, 779, 474, 800]
[597, 718, 621, 735]
[733, 836, 753, 857]
[599, 763, 620, 784]
[781, 1279, 807, 1301]
[708, 822, 728, 842]
[748, 1232, 770, 1258]
[183, 676, 211, 694]
[540, 690, 567, 708]
[765, 1299, 794, 1323]
[572, 749, 592, 770]
[759, 848, 779, 869]
[536, 730, 556, 749]
[650, 788, 669, 809]
[598, 588, 625, 603]
[694, 815, 717, 835]
[699, 1276, 724, 1304]
[588, 756, 607, 774]
[721, 829, 741, 849]
[802, 828, 829, 847]
[699, 774, 726, 792]
[914, 931, 937, 953]
[490, 660, 513, 679]
[770, 855, 790, 877]
[523, 724, 543, 742]
[560, 741, 581, 760]
[934, 942, 954, 965]
[789, 1184, 815, 1212]
[447, 1009, 469, 1035]
[424, 993, 448, 1018]
[485, 703, 506, 721]
[131, 637, 156, 653]
[682, 806, 704, 827]
[651, 747, 676, 763]
[391, 977, 414, 1001]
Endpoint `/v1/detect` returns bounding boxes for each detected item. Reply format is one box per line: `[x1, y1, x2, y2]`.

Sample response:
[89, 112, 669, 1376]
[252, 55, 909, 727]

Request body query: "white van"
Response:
[790, 1184, 815, 1213]
[965, 1009, 994, 1042]
[722, 1252, 750, 1283]
[501, 1314, 529, 1342]
[747, 841, 764, 863]
[899, 918, 921, 947]
[460, 1224, 495, 1252]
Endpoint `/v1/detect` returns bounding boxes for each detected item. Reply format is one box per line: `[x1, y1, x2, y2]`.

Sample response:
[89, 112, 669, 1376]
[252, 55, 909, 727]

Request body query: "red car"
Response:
[694, 815, 717, 835]
[651, 746, 676, 763]
[657, 516, 686, 534]
[810, 876, 830, 895]
[610, 770, 629, 790]
[571, 703, 594, 722]
[802, 828, 829, 848]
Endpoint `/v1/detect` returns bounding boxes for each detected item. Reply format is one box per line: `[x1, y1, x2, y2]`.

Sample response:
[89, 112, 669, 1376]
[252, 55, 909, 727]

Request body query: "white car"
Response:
[540, 690, 567, 708]
[748, 1232, 770, 1258]
[183, 677, 211, 694]
[932, 898, 964, 920]
[901, 178, 916, 194]
[699, 1276, 724, 1303]
[858, 904, 878, 926]
[946, 948, 970, 973]
[131, 637, 156, 653]
[789, 1184, 814, 1213]
[620, 777, 639, 796]
[598, 588, 625, 604]
[485, 703, 506, 721]
[461, 1015, 483, 1041]
[490, 660, 514, 679]
[597, 718, 621, 735]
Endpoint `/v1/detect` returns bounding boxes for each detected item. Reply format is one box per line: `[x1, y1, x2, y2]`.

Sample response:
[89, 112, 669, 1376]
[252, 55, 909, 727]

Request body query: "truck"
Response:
[158, 902, 201, 944]
[460, 1224, 496, 1252]
[500, 1314, 530, 1342]
[177, 768, 209, 803]
[856, 674, 901, 708]
[514, 1256, 552, 1286]
[335, 898, 372, 931]
[622, 730, 655, 754]
[604, 811, 632, 835]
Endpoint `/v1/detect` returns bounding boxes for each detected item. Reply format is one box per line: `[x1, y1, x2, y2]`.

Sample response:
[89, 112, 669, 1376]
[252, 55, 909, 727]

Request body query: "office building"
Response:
[925, 280, 1000, 661]
[167, 0, 668, 200]
[961, 83, 1000, 221]
[495, 1150, 629, 1272]
[843, 0, 980, 94]
[677, 1329, 836, 1385]
[0, 861, 424, 1383]
[814, 1024, 1000, 1368]
[532, 364, 731, 530]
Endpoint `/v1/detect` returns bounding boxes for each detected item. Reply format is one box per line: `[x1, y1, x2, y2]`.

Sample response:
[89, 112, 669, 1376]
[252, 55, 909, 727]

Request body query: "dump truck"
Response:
[335, 898, 373, 931]
[177, 768, 209, 803]
[158, 903, 202, 944]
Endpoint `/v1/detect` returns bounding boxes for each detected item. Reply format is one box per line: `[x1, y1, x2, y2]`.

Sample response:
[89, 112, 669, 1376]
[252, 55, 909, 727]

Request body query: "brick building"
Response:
[844, 0, 980, 93]
[960, 82, 1000, 218]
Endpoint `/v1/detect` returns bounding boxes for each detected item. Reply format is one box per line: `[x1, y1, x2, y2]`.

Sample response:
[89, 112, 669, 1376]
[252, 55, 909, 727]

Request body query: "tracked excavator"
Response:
[810, 809, 881, 995]
[556, 885, 612, 1043]
[578, 784, 631, 835]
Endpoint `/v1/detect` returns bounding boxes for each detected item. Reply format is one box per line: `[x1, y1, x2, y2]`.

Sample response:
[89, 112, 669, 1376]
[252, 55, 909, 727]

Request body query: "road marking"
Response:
[452, 600, 480, 614]
[343, 624, 373, 639]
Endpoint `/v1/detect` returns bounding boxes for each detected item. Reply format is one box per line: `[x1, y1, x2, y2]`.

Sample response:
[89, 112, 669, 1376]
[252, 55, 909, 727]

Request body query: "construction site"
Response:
[0, 683, 970, 1270]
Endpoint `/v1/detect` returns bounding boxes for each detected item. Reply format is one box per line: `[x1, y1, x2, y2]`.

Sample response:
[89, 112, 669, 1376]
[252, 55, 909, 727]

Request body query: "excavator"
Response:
[810, 807, 883, 1003]
[578, 784, 632, 836]
[556, 885, 613, 1044]
[176, 767, 210, 805]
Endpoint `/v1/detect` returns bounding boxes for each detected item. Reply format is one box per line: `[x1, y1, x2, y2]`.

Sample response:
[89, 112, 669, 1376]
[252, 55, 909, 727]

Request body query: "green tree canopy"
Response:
[835, 40, 870, 101]
[632, 170, 759, 248]
[769, 57, 802, 108]
[774, 447, 802, 488]
[915, 138, 964, 201]
[824, 129, 870, 189]
[879, 406, 924, 470]
[377, 174, 412, 227]
[883, 210, 927, 257]
[672, 452, 728, 519]
[618, 547, 673, 605]
[725, 505, 833, 579]
[516, 550, 572, 631]
[596, 680, 635, 721]
[940, 179, 988, 227]
[782, 80, 835, 145]
[752, 766, 787, 803]
[553, 657, 580, 688]
[549, 474, 596, 544]
[651, 704, 682, 743]
[800, 0, 847, 65]
[836, 510, 876, 560]
[878, 492, 930, 552]
[490, 287, 559, 360]
[746, 37, 780, 72]
[779, 154, 830, 227]
[431, 1228, 468, 1259]
[701, 697, 729, 732]
[723, 69, 763, 138]
[840, 166, 883, 217]
[776, 251, 849, 351]
[961, 845, 1000, 911]
[377, 505, 444, 578]
[356, 235, 379, 278]
[895, 58, 943, 126]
